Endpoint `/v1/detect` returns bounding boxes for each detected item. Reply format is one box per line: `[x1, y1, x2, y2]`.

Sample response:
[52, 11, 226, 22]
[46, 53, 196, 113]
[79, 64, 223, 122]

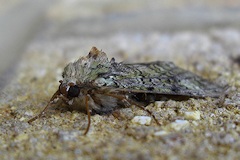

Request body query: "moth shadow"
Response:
[51, 94, 201, 118]
[53, 100, 115, 116]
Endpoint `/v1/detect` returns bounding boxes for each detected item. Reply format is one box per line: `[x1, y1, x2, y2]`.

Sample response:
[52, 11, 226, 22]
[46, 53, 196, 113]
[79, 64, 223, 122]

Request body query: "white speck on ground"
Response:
[131, 116, 152, 125]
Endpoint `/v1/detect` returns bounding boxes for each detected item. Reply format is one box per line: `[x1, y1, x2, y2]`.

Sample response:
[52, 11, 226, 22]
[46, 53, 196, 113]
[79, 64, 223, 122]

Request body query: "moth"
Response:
[28, 47, 223, 134]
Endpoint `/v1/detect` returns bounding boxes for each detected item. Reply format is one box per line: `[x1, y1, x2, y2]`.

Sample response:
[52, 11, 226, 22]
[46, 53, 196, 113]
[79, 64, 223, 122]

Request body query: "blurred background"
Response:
[1, 0, 240, 90]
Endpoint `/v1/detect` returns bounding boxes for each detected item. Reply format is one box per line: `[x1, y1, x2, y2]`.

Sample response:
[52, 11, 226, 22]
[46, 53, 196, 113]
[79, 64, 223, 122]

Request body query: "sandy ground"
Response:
[0, 30, 239, 160]
[0, 1, 240, 160]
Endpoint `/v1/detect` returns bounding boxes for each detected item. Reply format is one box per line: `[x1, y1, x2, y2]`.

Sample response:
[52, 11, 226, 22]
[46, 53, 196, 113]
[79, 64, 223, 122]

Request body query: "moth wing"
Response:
[96, 61, 223, 98]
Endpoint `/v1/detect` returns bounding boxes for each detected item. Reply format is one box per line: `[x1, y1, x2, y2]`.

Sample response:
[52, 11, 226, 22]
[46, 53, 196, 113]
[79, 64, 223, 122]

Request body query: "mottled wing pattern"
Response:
[62, 48, 112, 84]
[96, 61, 223, 98]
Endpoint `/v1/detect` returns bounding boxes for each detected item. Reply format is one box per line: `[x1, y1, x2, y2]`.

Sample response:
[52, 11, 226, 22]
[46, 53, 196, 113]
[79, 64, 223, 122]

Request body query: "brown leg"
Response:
[218, 85, 229, 108]
[112, 110, 124, 120]
[103, 93, 161, 126]
[83, 95, 91, 135]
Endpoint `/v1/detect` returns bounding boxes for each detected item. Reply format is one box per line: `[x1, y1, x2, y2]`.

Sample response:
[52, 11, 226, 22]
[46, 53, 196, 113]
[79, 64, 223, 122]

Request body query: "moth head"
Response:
[58, 80, 80, 98]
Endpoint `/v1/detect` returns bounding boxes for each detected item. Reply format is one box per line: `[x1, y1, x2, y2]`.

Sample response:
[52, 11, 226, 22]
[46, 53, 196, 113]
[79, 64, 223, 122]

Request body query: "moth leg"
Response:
[83, 95, 91, 135]
[126, 98, 161, 126]
[104, 93, 161, 126]
[112, 110, 124, 121]
[217, 85, 229, 108]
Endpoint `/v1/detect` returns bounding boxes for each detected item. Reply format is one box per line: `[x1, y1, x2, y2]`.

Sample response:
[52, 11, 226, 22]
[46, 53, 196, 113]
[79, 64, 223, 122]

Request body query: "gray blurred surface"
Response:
[0, 0, 54, 89]
[54, 9, 240, 37]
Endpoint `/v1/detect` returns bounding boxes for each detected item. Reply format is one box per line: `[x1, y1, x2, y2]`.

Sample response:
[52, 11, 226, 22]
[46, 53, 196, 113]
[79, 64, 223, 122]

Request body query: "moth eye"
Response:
[68, 85, 80, 97]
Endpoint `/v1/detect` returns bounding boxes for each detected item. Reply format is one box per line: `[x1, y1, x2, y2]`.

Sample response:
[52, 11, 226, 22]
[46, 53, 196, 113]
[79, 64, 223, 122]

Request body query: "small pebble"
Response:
[16, 95, 28, 102]
[154, 130, 169, 136]
[131, 116, 151, 125]
[184, 111, 201, 120]
[170, 120, 189, 131]
[19, 117, 26, 121]
[25, 111, 33, 116]
[15, 133, 29, 142]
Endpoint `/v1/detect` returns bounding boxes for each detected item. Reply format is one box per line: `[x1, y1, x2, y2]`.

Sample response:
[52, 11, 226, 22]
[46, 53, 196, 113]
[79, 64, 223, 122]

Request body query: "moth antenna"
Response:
[83, 95, 91, 135]
[28, 89, 60, 123]
[27, 101, 53, 123]
[104, 93, 161, 126]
